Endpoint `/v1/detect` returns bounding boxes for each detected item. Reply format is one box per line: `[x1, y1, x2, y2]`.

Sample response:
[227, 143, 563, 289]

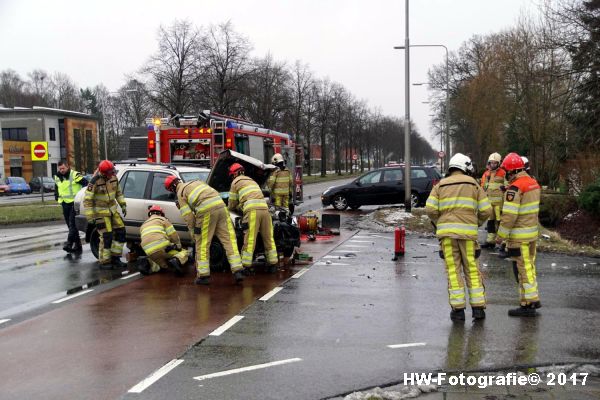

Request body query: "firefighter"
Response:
[83, 160, 128, 269]
[138, 205, 188, 276]
[164, 175, 244, 285]
[54, 160, 88, 253]
[496, 152, 542, 317]
[480, 153, 507, 249]
[268, 153, 293, 212]
[228, 163, 278, 272]
[426, 153, 492, 321]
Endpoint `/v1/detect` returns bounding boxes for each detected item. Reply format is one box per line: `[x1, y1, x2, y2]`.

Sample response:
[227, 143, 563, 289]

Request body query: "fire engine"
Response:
[144, 110, 304, 202]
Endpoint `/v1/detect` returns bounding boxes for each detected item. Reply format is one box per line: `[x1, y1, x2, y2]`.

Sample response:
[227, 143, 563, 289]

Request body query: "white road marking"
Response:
[349, 240, 373, 243]
[315, 262, 349, 266]
[128, 359, 184, 393]
[51, 289, 94, 304]
[193, 358, 302, 381]
[370, 234, 393, 239]
[331, 250, 361, 253]
[209, 315, 244, 336]
[340, 245, 368, 248]
[353, 236, 373, 239]
[322, 255, 347, 259]
[291, 268, 309, 279]
[0, 319, 10, 325]
[259, 287, 283, 301]
[387, 342, 427, 349]
[120, 272, 141, 280]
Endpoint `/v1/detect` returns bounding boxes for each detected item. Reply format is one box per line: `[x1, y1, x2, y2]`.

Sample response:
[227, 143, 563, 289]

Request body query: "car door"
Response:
[411, 168, 430, 201]
[353, 170, 383, 205]
[119, 170, 151, 236]
[382, 168, 405, 204]
[146, 172, 190, 241]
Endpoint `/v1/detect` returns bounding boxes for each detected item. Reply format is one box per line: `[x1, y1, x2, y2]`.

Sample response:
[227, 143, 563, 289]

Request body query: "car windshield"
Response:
[180, 171, 209, 182]
[42, 177, 54, 183]
[10, 177, 26, 184]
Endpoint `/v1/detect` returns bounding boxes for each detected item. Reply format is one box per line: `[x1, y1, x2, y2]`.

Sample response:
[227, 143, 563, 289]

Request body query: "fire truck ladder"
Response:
[211, 120, 226, 161]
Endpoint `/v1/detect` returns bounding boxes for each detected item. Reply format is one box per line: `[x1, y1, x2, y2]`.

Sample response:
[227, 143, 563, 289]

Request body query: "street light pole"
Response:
[403, 0, 412, 212]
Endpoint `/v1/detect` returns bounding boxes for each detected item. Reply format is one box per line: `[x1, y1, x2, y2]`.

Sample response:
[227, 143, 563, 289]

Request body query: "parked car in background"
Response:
[29, 177, 55, 193]
[321, 166, 442, 210]
[0, 181, 9, 196]
[3, 177, 32, 195]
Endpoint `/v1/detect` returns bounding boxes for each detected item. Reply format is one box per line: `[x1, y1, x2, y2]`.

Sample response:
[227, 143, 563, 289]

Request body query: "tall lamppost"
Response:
[395, 44, 450, 170]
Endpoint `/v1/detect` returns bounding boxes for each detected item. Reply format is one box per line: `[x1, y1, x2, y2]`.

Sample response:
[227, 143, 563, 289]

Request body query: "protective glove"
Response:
[121, 207, 127, 217]
[175, 243, 183, 251]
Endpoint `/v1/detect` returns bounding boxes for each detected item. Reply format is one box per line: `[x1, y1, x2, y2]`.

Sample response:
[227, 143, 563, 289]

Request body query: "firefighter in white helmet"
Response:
[268, 153, 293, 212]
[480, 152, 507, 248]
[426, 153, 492, 322]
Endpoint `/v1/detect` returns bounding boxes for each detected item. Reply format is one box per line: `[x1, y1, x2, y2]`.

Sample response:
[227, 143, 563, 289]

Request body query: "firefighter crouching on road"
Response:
[164, 175, 244, 285]
[480, 153, 507, 249]
[83, 160, 128, 270]
[54, 160, 88, 253]
[138, 205, 189, 276]
[496, 152, 542, 317]
[426, 153, 492, 322]
[268, 153, 293, 212]
[228, 163, 279, 273]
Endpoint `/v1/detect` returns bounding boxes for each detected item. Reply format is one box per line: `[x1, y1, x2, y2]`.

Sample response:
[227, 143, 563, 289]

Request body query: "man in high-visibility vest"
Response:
[268, 153, 293, 212]
[138, 205, 188, 276]
[83, 160, 128, 270]
[480, 152, 507, 248]
[228, 163, 278, 272]
[496, 152, 542, 317]
[164, 175, 244, 285]
[426, 153, 492, 322]
[54, 160, 88, 253]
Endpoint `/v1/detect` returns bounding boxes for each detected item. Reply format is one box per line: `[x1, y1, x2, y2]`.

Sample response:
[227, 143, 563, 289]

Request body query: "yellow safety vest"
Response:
[54, 169, 84, 204]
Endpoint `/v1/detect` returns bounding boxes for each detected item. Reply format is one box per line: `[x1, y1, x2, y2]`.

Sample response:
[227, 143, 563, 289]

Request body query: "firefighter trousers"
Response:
[485, 204, 502, 244]
[97, 213, 126, 264]
[193, 207, 242, 277]
[273, 195, 289, 209]
[241, 208, 278, 267]
[147, 248, 189, 273]
[440, 237, 486, 310]
[507, 241, 540, 306]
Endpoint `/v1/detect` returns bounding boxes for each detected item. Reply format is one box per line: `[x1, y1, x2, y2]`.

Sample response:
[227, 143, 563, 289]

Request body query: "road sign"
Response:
[352, 154, 358, 161]
[31, 142, 48, 161]
[437, 151, 445, 159]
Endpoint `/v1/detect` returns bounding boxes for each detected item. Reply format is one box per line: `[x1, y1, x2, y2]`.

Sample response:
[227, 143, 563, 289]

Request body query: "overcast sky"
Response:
[0, 0, 540, 150]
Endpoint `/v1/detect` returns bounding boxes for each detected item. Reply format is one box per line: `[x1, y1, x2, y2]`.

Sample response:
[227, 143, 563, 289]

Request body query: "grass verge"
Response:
[0, 201, 63, 225]
[303, 172, 359, 185]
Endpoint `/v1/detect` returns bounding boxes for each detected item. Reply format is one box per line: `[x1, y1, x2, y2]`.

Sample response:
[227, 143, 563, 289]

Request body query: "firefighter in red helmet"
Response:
[83, 160, 128, 269]
[497, 152, 542, 317]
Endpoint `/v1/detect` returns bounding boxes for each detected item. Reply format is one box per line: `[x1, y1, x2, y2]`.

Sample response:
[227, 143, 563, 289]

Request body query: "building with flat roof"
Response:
[0, 106, 100, 181]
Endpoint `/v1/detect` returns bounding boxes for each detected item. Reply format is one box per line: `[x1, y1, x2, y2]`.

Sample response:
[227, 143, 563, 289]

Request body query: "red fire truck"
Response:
[145, 110, 304, 201]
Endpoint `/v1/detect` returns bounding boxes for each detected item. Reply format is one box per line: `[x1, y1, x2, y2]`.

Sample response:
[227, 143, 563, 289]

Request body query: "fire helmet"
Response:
[271, 153, 284, 164]
[229, 163, 244, 177]
[98, 160, 116, 176]
[501, 152, 525, 171]
[488, 152, 502, 163]
[164, 175, 180, 192]
[147, 205, 165, 217]
[448, 153, 474, 174]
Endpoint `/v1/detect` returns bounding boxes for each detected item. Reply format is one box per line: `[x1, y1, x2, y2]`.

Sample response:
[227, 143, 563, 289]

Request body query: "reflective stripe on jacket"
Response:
[228, 175, 268, 213]
[83, 174, 126, 220]
[480, 168, 506, 204]
[176, 180, 225, 231]
[497, 172, 541, 242]
[267, 169, 292, 197]
[425, 171, 492, 241]
[140, 215, 181, 255]
[54, 169, 84, 204]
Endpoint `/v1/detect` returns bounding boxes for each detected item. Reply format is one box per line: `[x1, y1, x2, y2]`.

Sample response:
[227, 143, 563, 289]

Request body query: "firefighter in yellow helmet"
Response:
[480, 152, 507, 248]
[228, 163, 279, 272]
[268, 153, 293, 212]
[164, 175, 244, 285]
[496, 152, 542, 317]
[138, 205, 189, 276]
[83, 160, 128, 269]
[426, 153, 492, 321]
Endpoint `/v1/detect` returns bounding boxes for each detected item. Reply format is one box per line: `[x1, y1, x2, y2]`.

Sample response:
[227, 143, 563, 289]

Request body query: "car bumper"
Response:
[321, 194, 332, 207]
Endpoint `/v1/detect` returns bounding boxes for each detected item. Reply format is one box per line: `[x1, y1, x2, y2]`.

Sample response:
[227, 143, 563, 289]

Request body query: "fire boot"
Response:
[508, 304, 538, 317]
[195, 276, 210, 285]
[450, 308, 465, 322]
[137, 258, 152, 276]
[99, 262, 115, 270]
[111, 256, 127, 269]
[167, 257, 184, 276]
[498, 243, 509, 259]
[472, 307, 486, 320]
[233, 271, 244, 284]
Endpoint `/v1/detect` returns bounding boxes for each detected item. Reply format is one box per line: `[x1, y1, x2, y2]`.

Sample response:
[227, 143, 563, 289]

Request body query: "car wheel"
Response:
[332, 195, 349, 211]
[411, 192, 420, 208]
[90, 229, 100, 260]
[349, 204, 361, 210]
[209, 240, 228, 272]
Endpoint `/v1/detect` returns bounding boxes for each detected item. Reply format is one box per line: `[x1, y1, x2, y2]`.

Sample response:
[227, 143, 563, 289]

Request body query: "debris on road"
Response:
[344, 385, 437, 400]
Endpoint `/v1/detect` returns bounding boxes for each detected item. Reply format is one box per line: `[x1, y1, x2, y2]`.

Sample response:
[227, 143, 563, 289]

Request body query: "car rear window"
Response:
[411, 169, 428, 179]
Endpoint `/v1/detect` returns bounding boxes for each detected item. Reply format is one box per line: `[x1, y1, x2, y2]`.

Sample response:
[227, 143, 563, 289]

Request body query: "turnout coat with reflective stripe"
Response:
[228, 175, 268, 213]
[497, 172, 541, 242]
[140, 215, 181, 255]
[55, 169, 85, 204]
[425, 171, 492, 241]
[176, 180, 225, 231]
[83, 174, 126, 220]
[480, 167, 506, 205]
[267, 169, 292, 197]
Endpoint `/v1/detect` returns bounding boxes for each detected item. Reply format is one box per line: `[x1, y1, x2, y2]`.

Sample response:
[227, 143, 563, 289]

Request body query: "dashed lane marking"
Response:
[51, 289, 94, 304]
[0, 319, 10, 325]
[128, 359, 184, 393]
[259, 287, 283, 301]
[120, 272, 141, 280]
[315, 262, 349, 266]
[330, 250, 362, 253]
[193, 358, 302, 382]
[340, 245, 368, 248]
[387, 342, 427, 349]
[291, 268, 309, 279]
[209, 315, 244, 336]
[349, 240, 373, 243]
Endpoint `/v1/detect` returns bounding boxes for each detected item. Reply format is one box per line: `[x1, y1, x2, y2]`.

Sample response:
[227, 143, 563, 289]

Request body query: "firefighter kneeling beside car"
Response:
[138, 205, 189, 276]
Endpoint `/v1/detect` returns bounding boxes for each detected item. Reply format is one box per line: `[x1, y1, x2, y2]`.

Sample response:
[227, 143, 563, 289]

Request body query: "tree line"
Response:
[0, 20, 436, 175]
[427, 0, 600, 191]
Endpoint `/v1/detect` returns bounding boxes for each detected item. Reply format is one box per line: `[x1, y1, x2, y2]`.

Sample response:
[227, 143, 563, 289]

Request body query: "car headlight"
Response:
[322, 187, 334, 196]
